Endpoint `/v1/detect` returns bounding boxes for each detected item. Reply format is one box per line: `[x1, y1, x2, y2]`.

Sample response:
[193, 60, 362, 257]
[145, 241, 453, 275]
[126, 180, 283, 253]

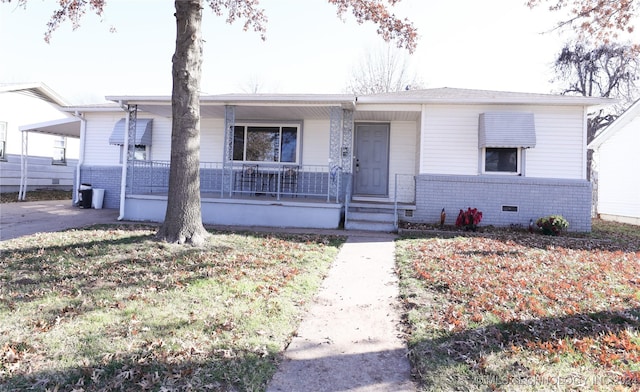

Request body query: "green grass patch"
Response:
[397, 220, 640, 391]
[0, 189, 72, 203]
[0, 225, 345, 391]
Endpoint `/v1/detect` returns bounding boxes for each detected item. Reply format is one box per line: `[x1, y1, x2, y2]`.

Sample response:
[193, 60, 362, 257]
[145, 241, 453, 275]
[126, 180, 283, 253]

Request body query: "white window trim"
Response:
[0, 121, 6, 161]
[119, 145, 151, 164]
[233, 122, 301, 164]
[481, 147, 522, 176]
[52, 136, 67, 165]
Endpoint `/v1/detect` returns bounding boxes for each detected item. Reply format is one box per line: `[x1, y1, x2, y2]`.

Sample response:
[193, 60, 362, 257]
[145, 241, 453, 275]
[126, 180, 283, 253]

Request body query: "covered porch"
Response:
[109, 95, 358, 228]
[107, 94, 417, 230]
[123, 160, 348, 228]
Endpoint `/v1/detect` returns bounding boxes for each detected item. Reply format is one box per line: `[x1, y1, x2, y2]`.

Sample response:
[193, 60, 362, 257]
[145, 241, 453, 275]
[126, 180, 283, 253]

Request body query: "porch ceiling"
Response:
[354, 110, 420, 121]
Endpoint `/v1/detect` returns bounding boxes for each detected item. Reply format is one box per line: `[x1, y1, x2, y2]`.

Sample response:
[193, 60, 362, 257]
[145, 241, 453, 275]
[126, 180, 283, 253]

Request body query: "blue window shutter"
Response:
[109, 118, 153, 146]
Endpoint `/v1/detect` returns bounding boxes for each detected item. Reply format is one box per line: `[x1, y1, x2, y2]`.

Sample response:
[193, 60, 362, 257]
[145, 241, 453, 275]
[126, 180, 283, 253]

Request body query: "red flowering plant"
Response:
[455, 208, 483, 231]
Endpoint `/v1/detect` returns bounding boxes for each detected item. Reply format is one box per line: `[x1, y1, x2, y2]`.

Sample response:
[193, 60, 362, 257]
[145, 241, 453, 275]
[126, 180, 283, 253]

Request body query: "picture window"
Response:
[233, 124, 299, 163]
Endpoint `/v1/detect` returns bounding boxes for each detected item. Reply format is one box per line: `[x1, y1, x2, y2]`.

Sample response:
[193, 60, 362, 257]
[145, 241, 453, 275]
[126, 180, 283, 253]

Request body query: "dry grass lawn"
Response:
[397, 220, 640, 391]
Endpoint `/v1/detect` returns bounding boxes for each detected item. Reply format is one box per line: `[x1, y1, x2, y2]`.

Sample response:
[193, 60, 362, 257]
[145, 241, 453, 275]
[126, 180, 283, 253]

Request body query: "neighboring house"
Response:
[48, 88, 607, 231]
[0, 83, 81, 195]
[588, 98, 640, 225]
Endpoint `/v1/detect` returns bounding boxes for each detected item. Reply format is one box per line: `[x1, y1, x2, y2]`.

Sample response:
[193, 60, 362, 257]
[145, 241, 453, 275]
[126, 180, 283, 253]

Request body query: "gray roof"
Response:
[357, 87, 613, 106]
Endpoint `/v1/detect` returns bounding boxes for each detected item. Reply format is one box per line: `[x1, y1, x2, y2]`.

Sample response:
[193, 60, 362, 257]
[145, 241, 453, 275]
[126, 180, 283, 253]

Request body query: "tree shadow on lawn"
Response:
[1, 344, 281, 391]
[0, 227, 234, 307]
[408, 307, 640, 390]
[1, 224, 344, 306]
[208, 227, 348, 247]
[1, 345, 416, 391]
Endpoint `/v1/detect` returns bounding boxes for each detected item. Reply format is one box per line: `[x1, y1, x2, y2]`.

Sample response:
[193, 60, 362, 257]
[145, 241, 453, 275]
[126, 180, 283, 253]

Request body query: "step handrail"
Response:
[394, 173, 399, 231]
[344, 173, 352, 228]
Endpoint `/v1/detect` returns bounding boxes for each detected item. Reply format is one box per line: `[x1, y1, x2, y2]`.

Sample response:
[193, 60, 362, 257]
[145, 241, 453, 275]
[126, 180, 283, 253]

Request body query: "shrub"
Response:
[536, 215, 569, 236]
[455, 208, 483, 231]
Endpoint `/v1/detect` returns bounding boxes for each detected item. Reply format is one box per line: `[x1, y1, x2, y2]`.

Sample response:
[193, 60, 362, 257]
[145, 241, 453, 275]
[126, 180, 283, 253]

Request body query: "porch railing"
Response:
[128, 160, 342, 203]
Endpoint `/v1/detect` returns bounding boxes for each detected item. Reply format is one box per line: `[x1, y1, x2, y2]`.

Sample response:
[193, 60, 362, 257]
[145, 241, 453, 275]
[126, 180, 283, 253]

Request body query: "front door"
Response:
[354, 123, 390, 196]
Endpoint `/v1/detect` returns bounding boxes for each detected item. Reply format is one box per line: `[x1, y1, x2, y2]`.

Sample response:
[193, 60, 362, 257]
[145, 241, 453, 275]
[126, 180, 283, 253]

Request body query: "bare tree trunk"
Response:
[156, 0, 209, 245]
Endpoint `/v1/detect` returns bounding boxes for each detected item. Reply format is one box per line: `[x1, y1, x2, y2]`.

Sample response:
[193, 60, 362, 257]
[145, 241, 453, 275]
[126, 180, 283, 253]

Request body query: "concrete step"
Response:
[348, 201, 396, 213]
[348, 211, 395, 223]
[345, 219, 396, 232]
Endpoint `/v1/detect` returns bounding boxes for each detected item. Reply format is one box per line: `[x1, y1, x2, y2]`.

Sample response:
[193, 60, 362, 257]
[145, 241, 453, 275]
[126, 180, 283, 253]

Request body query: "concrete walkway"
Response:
[267, 234, 416, 392]
[0, 200, 119, 241]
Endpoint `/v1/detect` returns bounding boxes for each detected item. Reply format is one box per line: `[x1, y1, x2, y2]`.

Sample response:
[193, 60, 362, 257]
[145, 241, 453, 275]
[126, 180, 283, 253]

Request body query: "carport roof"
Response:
[19, 117, 82, 138]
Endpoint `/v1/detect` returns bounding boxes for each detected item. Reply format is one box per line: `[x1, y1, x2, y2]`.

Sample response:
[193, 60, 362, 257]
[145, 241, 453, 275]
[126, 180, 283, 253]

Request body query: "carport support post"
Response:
[18, 130, 28, 201]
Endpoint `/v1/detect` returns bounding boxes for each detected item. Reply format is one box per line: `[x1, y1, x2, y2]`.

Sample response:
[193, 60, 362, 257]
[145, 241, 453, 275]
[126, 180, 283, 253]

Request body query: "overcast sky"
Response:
[2, 0, 637, 104]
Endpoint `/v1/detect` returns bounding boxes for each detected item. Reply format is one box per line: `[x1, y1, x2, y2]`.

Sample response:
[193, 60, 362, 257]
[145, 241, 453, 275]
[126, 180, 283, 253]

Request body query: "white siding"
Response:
[83, 112, 123, 165]
[147, 117, 172, 162]
[0, 92, 80, 159]
[597, 115, 640, 220]
[389, 121, 418, 201]
[525, 106, 585, 179]
[200, 118, 225, 162]
[421, 105, 481, 175]
[84, 115, 333, 167]
[420, 104, 587, 179]
[83, 112, 172, 165]
[301, 119, 330, 166]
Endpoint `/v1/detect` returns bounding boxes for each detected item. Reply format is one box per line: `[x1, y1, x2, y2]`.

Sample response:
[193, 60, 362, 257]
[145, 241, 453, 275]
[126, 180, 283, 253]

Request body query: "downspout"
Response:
[117, 101, 129, 221]
[72, 111, 86, 205]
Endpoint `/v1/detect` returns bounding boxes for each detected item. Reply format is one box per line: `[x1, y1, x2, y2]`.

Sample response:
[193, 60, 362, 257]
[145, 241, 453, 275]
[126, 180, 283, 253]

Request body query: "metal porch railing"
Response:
[128, 160, 343, 203]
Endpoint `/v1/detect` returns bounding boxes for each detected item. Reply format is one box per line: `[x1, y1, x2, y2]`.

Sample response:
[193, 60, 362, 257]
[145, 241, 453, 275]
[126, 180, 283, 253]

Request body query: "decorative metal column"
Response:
[341, 109, 354, 173]
[223, 105, 236, 195]
[125, 105, 138, 192]
[329, 107, 343, 200]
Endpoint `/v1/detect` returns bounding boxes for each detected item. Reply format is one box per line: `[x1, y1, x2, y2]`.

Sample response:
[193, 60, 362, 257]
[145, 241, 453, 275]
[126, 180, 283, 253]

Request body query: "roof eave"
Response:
[60, 104, 124, 112]
[357, 96, 614, 106]
[0, 82, 70, 106]
[106, 94, 357, 109]
[588, 98, 640, 149]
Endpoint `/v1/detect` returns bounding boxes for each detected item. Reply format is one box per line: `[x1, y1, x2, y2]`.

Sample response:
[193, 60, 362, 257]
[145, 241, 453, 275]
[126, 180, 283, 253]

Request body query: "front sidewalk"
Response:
[267, 234, 415, 392]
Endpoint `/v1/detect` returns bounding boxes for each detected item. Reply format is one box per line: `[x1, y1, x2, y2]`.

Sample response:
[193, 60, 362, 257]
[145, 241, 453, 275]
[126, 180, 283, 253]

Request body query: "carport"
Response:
[18, 116, 83, 201]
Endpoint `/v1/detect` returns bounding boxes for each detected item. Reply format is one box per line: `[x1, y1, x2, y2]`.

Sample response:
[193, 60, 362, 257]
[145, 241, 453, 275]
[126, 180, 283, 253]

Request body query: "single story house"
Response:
[34, 88, 608, 231]
[0, 83, 81, 196]
[588, 98, 640, 225]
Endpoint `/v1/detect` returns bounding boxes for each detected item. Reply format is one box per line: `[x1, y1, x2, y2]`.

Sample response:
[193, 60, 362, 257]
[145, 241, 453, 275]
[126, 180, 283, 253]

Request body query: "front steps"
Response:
[345, 201, 404, 232]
